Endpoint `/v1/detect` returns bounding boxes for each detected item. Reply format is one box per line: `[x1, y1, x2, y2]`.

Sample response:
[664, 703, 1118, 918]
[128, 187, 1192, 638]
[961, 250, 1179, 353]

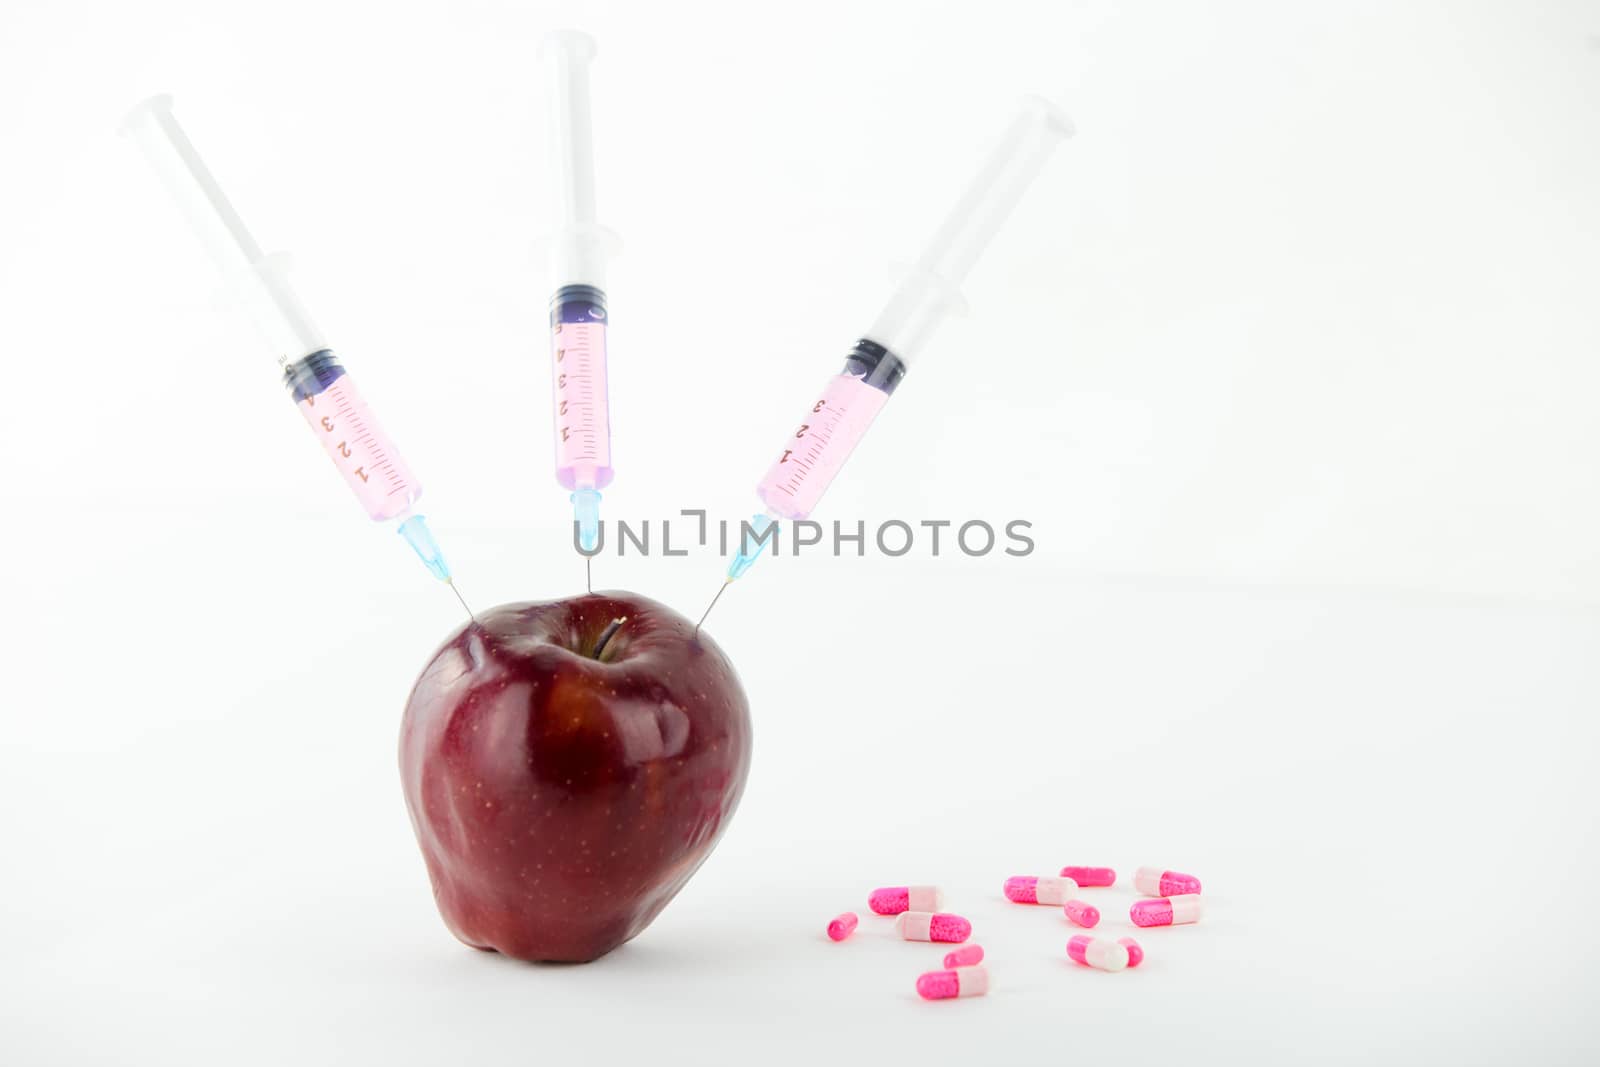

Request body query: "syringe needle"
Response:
[693, 579, 730, 637]
[586, 555, 592, 595]
[446, 578, 475, 621]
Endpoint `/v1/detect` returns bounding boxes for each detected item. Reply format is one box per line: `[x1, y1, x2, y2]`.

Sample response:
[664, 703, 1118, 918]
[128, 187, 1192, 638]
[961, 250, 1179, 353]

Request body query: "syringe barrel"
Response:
[865, 95, 1073, 364]
[753, 341, 905, 521]
[122, 95, 326, 364]
[549, 284, 615, 492]
[539, 31, 619, 288]
[286, 351, 446, 580]
[283, 350, 424, 522]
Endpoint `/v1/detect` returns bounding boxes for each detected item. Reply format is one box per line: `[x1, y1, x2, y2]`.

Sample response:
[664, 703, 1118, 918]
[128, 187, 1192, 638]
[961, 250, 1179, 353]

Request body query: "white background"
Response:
[1, 1, 1597, 1064]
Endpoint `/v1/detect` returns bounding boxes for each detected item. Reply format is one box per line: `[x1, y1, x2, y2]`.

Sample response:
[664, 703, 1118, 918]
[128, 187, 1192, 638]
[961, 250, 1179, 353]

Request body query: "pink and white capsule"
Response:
[1130, 893, 1202, 927]
[1134, 866, 1202, 897]
[1063, 899, 1100, 928]
[1119, 937, 1145, 968]
[1004, 875, 1078, 905]
[826, 912, 858, 941]
[1067, 936, 1129, 972]
[1059, 865, 1116, 887]
[869, 885, 944, 915]
[896, 911, 972, 943]
[944, 944, 984, 968]
[916, 965, 990, 1001]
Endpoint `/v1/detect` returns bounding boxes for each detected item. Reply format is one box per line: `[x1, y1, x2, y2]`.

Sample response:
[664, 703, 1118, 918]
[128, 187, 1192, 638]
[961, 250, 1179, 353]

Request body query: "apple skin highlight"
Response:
[400, 592, 752, 963]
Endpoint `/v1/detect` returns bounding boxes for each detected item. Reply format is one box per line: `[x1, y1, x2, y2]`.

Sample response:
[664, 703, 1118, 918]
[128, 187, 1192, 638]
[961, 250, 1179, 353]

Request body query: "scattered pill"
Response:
[1059, 866, 1116, 887]
[916, 964, 990, 1000]
[1067, 935, 1129, 972]
[826, 912, 858, 941]
[1063, 899, 1100, 928]
[896, 911, 972, 943]
[1003, 874, 1078, 905]
[869, 885, 943, 915]
[1133, 866, 1202, 897]
[943, 944, 984, 968]
[1119, 937, 1144, 967]
[1130, 893, 1202, 927]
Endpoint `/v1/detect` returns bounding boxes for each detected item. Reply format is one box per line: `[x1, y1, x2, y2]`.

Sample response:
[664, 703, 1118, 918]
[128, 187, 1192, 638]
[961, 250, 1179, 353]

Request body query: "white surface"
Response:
[3, 557, 1597, 1063]
[2, 1, 1599, 1064]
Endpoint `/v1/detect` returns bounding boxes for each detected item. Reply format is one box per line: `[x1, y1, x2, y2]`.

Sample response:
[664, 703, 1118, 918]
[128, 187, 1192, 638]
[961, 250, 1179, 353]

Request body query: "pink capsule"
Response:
[1130, 893, 1202, 927]
[1003, 874, 1078, 905]
[1063, 899, 1100, 928]
[1119, 937, 1144, 967]
[868, 885, 943, 915]
[943, 944, 984, 968]
[1059, 865, 1116, 887]
[896, 911, 972, 943]
[1133, 866, 1202, 897]
[916, 964, 990, 1000]
[826, 912, 858, 941]
[1066, 935, 1129, 972]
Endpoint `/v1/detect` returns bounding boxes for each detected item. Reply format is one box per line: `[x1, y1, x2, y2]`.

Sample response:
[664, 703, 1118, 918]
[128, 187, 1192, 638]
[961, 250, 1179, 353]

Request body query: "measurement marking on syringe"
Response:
[752, 374, 891, 520]
[551, 317, 612, 486]
[296, 373, 421, 523]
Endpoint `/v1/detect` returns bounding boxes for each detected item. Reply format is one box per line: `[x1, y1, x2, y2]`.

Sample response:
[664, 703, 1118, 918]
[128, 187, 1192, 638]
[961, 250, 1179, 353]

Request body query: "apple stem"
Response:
[593, 616, 628, 661]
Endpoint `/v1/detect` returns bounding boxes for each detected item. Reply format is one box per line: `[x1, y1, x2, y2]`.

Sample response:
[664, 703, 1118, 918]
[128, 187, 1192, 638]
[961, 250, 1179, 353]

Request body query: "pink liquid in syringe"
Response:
[296, 375, 422, 522]
[550, 314, 614, 492]
[754, 370, 891, 520]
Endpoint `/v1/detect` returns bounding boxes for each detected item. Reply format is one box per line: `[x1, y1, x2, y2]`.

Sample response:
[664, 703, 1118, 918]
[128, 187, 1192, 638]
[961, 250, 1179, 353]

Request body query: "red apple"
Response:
[399, 591, 752, 962]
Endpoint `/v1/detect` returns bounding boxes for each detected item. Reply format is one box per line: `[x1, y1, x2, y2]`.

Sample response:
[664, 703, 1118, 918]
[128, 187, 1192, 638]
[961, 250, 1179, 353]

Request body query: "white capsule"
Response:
[1067, 935, 1129, 972]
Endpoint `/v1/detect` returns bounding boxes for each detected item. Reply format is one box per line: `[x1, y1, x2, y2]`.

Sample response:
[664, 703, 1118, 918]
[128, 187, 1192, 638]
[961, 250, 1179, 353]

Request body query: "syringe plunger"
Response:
[539, 31, 621, 288]
[866, 95, 1074, 365]
[121, 95, 326, 365]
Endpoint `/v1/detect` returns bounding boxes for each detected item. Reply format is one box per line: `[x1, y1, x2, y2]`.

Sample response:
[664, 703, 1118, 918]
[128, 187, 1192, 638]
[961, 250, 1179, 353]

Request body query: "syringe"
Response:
[698, 96, 1074, 628]
[122, 96, 469, 615]
[539, 31, 620, 560]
